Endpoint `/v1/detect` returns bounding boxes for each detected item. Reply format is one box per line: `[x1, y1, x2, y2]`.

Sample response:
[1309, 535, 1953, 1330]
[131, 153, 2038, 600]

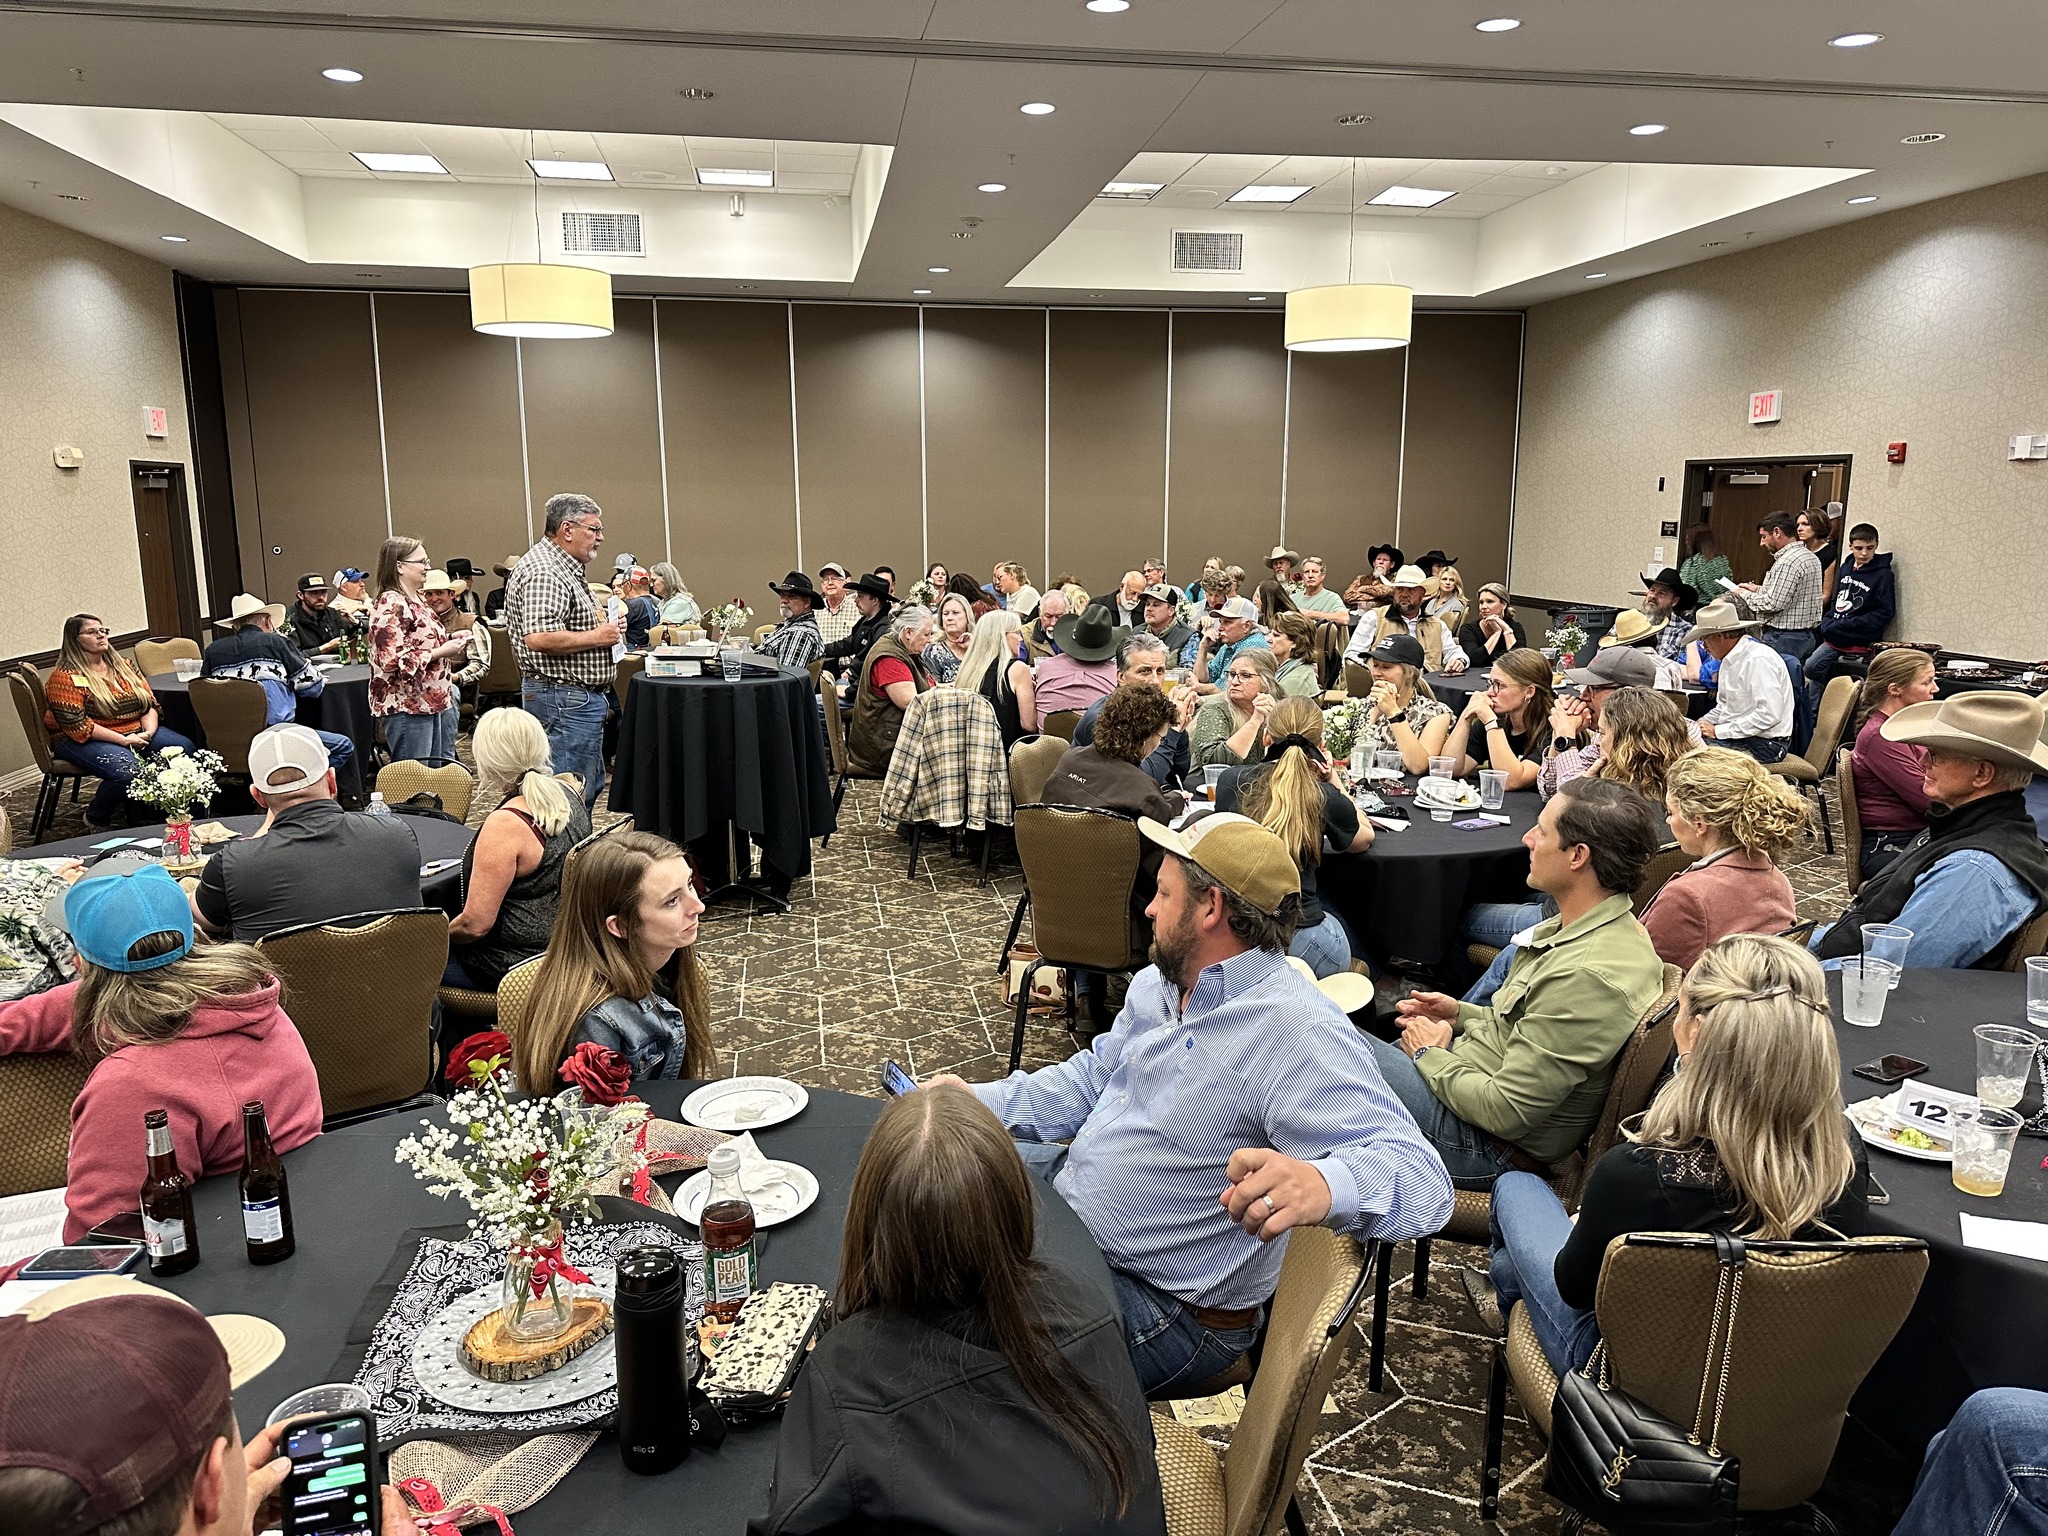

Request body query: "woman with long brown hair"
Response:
[1850, 647, 1938, 876]
[515, 830, 713, 1092]
[755, 1085, 1163, 1534]
[44, 614, 196, 829]
[368, 534, 469, 764]
[1442, 646, 1555, 789]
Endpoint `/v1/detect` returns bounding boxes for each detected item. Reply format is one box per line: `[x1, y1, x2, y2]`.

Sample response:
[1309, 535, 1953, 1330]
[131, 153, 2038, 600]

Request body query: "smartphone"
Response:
[20, 1244, 145, 1279]
[880, 1059, 917, 1098]
[280, 1413, 381, 1536]
[1852, 1055, 1928, 1086]
[86, 1210, 147, 1243]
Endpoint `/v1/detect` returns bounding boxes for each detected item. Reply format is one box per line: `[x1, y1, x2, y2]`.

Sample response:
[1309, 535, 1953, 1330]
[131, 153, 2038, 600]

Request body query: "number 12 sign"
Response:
[1890, 1081, 1975, 1144]
[1748, 389, 1783, 425]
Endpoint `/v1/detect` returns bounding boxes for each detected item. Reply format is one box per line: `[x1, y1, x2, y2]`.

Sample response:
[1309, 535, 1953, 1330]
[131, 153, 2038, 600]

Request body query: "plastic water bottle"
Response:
[367, 791, 391, 817]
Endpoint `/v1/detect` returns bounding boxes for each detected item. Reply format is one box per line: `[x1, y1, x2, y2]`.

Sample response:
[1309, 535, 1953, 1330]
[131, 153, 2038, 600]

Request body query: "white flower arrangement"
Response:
[905, 578, 939, 610]
[1544, 620, 1589, 659]
[125, 745, 228, 820]
[705, 599, 754, 639]
[1322, 698, 1371, 761]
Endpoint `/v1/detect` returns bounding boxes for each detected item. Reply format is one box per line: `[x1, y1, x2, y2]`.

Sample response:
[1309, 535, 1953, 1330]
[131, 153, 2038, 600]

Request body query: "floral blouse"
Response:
[1354, 693, 1451, 760]
[368, 589, 455, 718]
[44, 663, 155, 743]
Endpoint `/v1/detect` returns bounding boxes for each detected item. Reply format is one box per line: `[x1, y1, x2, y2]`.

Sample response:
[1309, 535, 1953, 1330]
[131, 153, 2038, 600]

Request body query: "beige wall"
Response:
[1514, 172, 2048, 659]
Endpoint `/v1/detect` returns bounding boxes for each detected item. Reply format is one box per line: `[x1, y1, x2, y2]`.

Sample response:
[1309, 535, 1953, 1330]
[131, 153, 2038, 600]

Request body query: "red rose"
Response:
[448, 1031, 513, 1086]
[558, 1042, 634, 1106]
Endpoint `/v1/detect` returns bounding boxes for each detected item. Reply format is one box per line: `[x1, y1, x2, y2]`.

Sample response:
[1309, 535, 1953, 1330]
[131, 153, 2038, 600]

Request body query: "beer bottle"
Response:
[699, 1145, 757, 1322]
[238, 1101, 295, 1264]
[140, 1109, 199, 1277]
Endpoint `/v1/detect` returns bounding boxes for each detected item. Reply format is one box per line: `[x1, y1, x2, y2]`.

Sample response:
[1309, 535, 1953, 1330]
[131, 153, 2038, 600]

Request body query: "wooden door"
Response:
[1706, 464, 1813, 584]
[130, 464, 201, 638]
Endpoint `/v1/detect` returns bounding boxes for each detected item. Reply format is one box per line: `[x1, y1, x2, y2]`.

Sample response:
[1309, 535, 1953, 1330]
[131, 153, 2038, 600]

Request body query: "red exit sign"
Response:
[1748, 389, 1783, 425]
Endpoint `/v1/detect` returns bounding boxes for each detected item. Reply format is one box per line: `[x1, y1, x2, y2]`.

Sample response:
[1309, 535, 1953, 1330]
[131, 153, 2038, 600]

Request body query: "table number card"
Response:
[1890, 1082, 1976, 1145]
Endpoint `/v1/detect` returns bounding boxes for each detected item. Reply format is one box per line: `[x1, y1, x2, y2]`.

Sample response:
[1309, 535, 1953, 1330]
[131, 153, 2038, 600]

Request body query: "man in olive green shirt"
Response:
[1368, 778, 1668, 1184]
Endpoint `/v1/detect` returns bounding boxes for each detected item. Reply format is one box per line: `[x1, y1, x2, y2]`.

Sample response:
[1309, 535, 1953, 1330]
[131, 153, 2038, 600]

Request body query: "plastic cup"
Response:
[1477, 769, 1508, 810]
[1430, 806, 1453, 822]
[1375, 750, 1404, 778]
[1840, 957, 1898, 1026]
[1952, 1106, 2024, 1197]
[1974, 1024, 2040, 1111]
[2027, 956, 2048, 1029]
[1202, 765, 1225, 796]
[1861, 923, 1912, 989]
[1428, 755, 1456, 780]
[267, 1382, 373, 1428]
[719, 649, 742, 682]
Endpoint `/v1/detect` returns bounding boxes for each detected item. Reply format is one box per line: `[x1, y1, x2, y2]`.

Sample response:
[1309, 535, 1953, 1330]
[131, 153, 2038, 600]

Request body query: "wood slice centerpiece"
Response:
[459, 1297, 614, 1383]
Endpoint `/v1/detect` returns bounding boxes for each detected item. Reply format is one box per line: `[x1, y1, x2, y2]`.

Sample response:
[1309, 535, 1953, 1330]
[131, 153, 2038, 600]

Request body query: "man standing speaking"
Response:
[504, 492, 620, 806]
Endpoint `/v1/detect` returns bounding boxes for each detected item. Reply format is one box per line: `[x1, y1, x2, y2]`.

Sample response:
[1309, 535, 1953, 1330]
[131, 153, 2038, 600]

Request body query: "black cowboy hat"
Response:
[1366, 543, 1405, 570]
[1049, 602, 1128, 663]
[768, 571, 820, 602]
[1631, 565, 1698, 613]
[848, 571, 894, 601]
[1415, 549, 1460, 574]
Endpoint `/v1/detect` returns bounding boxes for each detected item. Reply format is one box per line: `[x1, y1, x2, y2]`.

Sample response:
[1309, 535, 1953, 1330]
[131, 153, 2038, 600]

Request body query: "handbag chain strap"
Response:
[1579, 1244, 1748, 1457]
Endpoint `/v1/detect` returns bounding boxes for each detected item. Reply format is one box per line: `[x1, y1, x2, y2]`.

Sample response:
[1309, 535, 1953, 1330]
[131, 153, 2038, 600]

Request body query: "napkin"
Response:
[727, 1133, 780, 1196]
[1958, 1213, 2048, 1263]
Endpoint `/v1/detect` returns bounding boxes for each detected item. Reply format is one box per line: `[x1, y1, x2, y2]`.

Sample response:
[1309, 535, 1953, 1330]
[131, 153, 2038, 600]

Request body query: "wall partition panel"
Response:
[374, 293, 527, 576]
[791, 304, 922, 580]
[1165, 311, 1287, 588]
[520, 296, 667, 574]
[923, 307, 1046, 593]
[1283, 347, 1405, 587]
[657, 299, 798, 612]
[1047, 309, 1168, 593]
[1399, 312, 1524, 589]
[232, 289, 386, 599]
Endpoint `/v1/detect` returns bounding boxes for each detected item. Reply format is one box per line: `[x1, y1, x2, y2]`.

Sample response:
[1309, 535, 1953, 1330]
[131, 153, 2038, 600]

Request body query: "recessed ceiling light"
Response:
[54, 192, 87, 202]
[913, 289, 932, 295]
[978, 182, 1007, 192]
[1846, 194, 1880, 205]
[529, 159, 613, 182]
[1085, 0, 1130, 10]
[1901, 132, 1945, 144]
[160, 234, 188, 242]
[697, 167, 772, 187]
[1629, 123, 1667, 136]
[1335, 113, 1373, 126]
[1229, 183, 1313, 203]
[1368, 184, 1457, 208]
[1585, 272, 1608, 280]
[352, 152, 447, 174]
[1099, 181, 1165, 200]
[678, 87, 716, 100]
[1019, 102, 1056, 115]
[322, 67, 363, 83]
[1475, 17, 1521, 31]
[927, 266, 950, 274]
[1247, 295, 1267, 301]
[1829, 31, 1883, 47]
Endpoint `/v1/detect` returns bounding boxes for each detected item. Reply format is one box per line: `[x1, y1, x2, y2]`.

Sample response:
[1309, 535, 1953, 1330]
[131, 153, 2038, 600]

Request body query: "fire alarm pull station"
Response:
[1886, 442, 1907, 464]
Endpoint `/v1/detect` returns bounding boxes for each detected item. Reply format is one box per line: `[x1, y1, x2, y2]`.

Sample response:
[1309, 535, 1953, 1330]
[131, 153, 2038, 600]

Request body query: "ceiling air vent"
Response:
[562, 211, 644, 256]
[1172, 229, 1243, 274]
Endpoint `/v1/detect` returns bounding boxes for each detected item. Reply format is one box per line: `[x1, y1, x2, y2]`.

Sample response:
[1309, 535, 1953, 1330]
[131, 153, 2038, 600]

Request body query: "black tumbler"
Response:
[614, 1244, 691, 1474]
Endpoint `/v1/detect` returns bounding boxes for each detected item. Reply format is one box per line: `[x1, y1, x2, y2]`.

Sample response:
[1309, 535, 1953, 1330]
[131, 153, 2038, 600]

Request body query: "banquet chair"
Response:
[257, 909, 447, 1124]
[996, 736, 1073, 972]
[7, 668, 89, 843]
[752, 623, 777, 646]
[1769, 674, 1857, 854]
[494, 953, 546, 1053]
[1151, 1228, 1370, 1536]
[133, 637, 200, 677]
[1628, 842, 1693, 915]
[1007, 806, 1150, 1072]
[878, 687, 1013, 883]
[376, 760, 475, 823]
[819, 669, 879, 849]
[1342, 661, 1374, 699]
[1837, 748, 1865, 895]
[1039, 709, 1081, 743]
[614, 654, 646, 705]
[186, 678, 270, 778]
[0, 1049, 91, 1197]
[2004, 910, 2048, 970]
[474, 626, 522, 713]
[1478, 1232, 1928, 1525]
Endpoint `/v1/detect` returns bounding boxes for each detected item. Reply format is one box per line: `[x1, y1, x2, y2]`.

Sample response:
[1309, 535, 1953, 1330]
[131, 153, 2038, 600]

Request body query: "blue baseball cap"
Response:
[63, 864, 193, 973]
[335, 567, 368, 584]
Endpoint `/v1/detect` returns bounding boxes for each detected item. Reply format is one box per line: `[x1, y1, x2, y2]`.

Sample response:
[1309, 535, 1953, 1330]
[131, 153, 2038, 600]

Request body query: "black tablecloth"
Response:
[608, 669, 836, 884]
[1833, 969, 2048, 1450]
[153, 1083, 1112, 1535]
[18, 812, 473, 913]
[152, 665, 377, 764]
[1321, 783, 1539, 968]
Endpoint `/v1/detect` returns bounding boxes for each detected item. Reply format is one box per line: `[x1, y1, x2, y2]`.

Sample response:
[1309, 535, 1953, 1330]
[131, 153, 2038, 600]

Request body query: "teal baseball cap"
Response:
[62, 863, 193, 973]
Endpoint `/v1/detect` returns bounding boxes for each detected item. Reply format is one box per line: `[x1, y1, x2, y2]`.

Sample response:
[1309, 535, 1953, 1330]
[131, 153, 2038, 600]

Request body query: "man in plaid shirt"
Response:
[1735, 512, 1824, 663]
[758, 572, 826, 671]
[504, 492, 620, 806]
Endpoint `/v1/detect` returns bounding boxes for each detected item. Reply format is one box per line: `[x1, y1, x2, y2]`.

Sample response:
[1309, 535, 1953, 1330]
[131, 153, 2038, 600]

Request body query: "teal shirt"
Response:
[1203, 632, 1272, 685]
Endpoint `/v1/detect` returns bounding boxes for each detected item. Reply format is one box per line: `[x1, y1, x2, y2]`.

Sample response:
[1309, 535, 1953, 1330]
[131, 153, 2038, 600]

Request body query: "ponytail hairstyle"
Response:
[1240, 697, 1330, 866]
[1490, 647, 1557, 756]
[470, 707, 574, 835]
[1854, 648, 1935, 734]
[1664, 747, 1813, 860]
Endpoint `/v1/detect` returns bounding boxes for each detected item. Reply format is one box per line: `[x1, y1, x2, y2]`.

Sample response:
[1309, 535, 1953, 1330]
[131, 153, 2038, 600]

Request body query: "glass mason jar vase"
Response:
[502, 1220, 576, 1344]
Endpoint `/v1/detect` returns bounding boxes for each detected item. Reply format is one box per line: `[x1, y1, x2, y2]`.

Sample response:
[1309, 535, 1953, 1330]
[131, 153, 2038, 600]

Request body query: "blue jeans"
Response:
[1289, 909, 1353, 979]
[1802, 640, 1866, 705]
[1363, 1034, 1515, 1187]
[52, 725, 198, 822]
[1714, 734, 1788, 764]
[524, 680, 607, 807]
[1895, 1388, 2048, 1536]
[381, 704, 457, 765]
[1465, 944, 1517, 1006]
[1488, 1171, 1602, 1375]
[1461, 899, 1546, 950]
[1013, 1140, 1260, 1396]
[1760, 627, 1818, 663]
[310, 727, 355, 770]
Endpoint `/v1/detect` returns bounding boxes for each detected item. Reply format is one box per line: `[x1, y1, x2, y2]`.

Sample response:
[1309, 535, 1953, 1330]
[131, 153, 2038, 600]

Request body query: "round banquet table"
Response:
[607, 667, 836, 900]
[150, 664, 376, 800]
[1319, 780, 1541, 969]
[151, 1082, 1115, 1535]
[1833, 968, 2048, 1452]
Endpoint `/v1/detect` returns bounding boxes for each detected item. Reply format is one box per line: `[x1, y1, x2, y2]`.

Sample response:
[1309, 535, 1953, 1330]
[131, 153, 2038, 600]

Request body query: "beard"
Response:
[1148, 903, 1201, 994]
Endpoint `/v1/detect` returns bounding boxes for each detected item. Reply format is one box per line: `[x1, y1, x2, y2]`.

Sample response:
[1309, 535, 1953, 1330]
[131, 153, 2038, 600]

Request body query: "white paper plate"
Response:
[408, 1268, 618, 1413]
[681, 1076, 809, 1131]
[675, 1161, 819, 1227]
[1847, 1093, 1952, 1163]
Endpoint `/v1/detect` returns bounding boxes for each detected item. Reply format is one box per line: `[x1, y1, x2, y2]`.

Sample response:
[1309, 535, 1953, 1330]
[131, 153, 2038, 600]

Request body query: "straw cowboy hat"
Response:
[1388, 564, 1431, 588]
[1882, 691, 2048, 775]
[493, 553, 523, 578]
[1680, 597, 1764, 646]
[216, 593, 287, 630]
[1264, 545, 1301, 569]
[1599, 609, 1668, 648]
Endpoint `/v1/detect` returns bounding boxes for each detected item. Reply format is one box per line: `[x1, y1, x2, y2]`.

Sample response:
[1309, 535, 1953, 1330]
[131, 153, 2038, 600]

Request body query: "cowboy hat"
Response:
[23, 1274, 285, 1389]
[1415, 549, 1460, 574]
[1632, 565, 1697, 610]
[1563, 647, 1658, 690]
[421, 568, 457, 593]
[216, 593, 287, 630]
[1680, 597, 1764, 646]
[1388, 564, 1431, 588]
[1284, 955, 1374, 1015]
[493, 553, 523, 578]
[848, 571, 894, 601]
[1599, 609, 1668, 648]
[1883, 691, 2048, 775]
[1264, 545, 1301, 569]
[769, 570, 821, 602]
[1050, 602, 1128, 663]
[1366, 543, 1405, 569]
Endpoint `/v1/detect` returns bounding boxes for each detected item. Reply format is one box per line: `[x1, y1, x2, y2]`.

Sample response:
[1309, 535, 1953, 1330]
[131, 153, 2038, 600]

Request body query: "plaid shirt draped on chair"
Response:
[877, 687, 1015, 833]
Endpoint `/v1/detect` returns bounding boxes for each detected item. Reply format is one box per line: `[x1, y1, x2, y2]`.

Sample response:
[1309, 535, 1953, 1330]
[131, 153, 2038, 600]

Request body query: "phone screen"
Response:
[20, 1245, 143, 1277]
[282, 1416, 378, 1536]
[880, 1060, 916, 1097]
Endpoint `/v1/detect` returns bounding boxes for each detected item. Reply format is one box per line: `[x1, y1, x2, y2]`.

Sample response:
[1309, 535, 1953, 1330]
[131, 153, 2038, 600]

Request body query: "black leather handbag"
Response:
[1543, 1232, 1745, 1534]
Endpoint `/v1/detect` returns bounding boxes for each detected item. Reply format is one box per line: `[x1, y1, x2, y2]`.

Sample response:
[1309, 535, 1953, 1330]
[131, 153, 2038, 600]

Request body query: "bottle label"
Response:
[145, 1123, 174, 1157]
[242, 1197, 284, 1244]
[143, 1210, 188, 1258]
[707, 1244, 755, 1306]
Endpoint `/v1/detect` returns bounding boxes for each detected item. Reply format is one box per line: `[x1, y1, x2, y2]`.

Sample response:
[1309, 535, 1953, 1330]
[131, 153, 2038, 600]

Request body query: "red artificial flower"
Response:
[448, 1031, 513, 1086]
[558, 1042, 634, 1106]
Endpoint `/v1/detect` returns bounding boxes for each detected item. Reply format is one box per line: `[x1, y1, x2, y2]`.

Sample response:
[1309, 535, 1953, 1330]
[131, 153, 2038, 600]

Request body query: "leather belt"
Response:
[1488, 1136, 1554, 1177]
[1191, 1304, 1260, 1332]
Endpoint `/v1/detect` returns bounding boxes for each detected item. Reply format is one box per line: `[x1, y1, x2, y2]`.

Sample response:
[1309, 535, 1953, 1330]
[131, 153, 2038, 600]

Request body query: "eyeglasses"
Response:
[398, 556, 430, 568]
[1486, 678, 1511, 693]
[1226, 669, 1259, 681]
[76, 628, 110, 639]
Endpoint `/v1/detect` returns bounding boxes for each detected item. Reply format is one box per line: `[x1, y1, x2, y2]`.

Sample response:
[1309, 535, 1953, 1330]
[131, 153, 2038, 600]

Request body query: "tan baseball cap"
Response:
[1139, 811, 1300, 916]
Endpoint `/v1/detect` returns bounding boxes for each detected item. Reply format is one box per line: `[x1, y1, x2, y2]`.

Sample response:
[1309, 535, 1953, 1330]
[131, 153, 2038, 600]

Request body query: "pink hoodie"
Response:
[0, 979, 324, 1241]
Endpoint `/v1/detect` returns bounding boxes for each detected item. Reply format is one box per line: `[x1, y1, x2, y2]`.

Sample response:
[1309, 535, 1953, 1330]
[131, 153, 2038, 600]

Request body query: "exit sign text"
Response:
[1748, 389, 1783, 425]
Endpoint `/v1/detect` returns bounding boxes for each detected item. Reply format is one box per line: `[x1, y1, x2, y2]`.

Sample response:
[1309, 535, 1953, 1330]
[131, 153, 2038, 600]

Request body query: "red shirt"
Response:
[1853, 710, 1932, 834]
[869, 657, 913, 697]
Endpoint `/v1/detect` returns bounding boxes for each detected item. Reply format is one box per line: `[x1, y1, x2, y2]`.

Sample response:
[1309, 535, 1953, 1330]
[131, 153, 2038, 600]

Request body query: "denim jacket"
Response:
[572, 991, 689, 1080]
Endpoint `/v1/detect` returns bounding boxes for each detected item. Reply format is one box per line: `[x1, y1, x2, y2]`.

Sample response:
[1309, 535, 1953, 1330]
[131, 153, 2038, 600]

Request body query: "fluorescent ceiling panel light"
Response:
[1367, 184, 1457, 208]
[352, 152, 447, 174]
[322, 67, 363, 83]
[696, 167, 772, 187]
[1846, 194, 1880, 204]
[1099, 181, 1164, 200]
[1629, 123, 1667, 136]
[927, 266, 950, 273]
[913, 288, 932, 295]
[1019, 102, 1056, 115]
[1228, 183, 1313, 203]
[529, 159, 613, 181]
[1085, 0, 1131, 10]
[1829, 31, 1883, 46]
[1474, 17, 1521, 31]
[978, 182, 1007, 192]
[1247, 295, 1267, 301]
[1585, 272, 1608, 279]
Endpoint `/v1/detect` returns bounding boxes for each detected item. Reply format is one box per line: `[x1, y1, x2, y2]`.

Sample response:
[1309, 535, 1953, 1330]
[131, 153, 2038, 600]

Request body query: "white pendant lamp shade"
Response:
[469, 263, 614, 339]
[1284, 283, 1413, 352]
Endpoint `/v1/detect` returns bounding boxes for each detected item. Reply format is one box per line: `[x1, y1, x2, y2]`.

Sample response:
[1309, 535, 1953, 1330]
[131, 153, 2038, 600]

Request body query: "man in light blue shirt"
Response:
[940, 814, 1453, 1396]
[1192, 595, 1271, 693]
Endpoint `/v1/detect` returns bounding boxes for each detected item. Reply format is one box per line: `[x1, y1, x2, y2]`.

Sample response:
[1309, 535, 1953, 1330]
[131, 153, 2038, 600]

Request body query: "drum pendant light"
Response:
[470, 132, 613, 339]
[1285, 160, 1411, 352]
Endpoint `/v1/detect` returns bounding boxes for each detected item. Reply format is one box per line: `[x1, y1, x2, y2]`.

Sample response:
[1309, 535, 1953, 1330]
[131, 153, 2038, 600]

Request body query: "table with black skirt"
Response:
[152, 1082, 1114, 1535]
[607, 668, 836, 903]
[1833, 969, 2048, 1453]
[150, 664, 377, 797]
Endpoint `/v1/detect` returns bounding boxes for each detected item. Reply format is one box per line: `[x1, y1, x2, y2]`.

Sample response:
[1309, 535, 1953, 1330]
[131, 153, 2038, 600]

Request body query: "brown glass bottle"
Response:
[238, 1101, 295, 1264]
[139, 1108, 199, 1277]
[699, 1144, 757, 1322]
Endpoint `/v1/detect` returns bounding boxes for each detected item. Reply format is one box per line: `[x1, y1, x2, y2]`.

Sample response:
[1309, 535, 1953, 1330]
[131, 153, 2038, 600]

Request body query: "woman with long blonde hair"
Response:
[1482, 933, 1867, 1372]
[1587, 686, 1695, 803]
[955, 608, 1038, 746]
[1425, 565, 1468, 631]
[44, 614, 196, 830]
[1851, 648, 1938, 876]
[515, 830, 712, 1092]
[1218, 697, 1372, 976]
[648, 561, 700, 626]
[1642, 747, 1807, 968]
